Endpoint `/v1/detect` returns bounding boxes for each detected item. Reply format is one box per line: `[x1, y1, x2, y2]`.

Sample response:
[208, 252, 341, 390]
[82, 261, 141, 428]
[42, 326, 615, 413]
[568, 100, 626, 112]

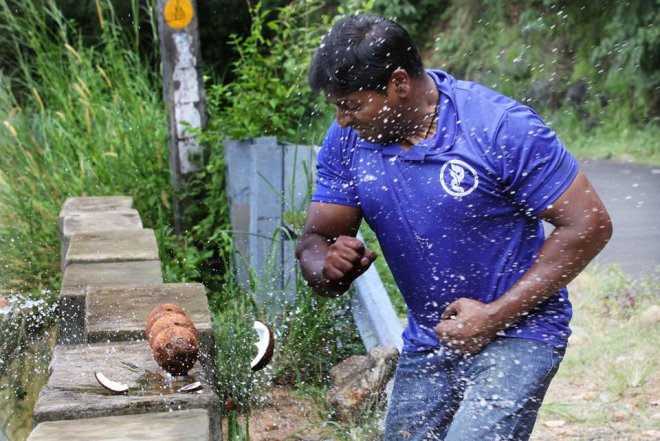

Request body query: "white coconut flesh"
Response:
[178, 381, 202, 393]
[250, 320, 275, 371]
[94, 372, 129, 394]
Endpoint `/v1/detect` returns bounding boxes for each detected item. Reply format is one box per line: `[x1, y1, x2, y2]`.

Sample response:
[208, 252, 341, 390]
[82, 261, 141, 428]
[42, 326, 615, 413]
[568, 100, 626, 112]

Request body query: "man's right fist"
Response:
[322, 235, 377, 291]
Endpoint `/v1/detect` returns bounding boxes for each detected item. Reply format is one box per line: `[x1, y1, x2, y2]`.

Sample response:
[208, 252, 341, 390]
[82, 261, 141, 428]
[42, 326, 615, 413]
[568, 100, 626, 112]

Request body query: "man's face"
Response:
[325, 88, 401, 143]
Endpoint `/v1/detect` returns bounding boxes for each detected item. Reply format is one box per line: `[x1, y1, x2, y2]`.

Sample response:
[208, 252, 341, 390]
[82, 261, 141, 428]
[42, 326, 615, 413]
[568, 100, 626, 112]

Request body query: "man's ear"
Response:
[389, 68, 411, 97]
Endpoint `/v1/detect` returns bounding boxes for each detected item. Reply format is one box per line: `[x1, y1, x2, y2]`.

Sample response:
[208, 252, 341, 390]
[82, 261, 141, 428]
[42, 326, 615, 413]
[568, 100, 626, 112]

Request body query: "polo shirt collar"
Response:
[356, 69, 457, 161]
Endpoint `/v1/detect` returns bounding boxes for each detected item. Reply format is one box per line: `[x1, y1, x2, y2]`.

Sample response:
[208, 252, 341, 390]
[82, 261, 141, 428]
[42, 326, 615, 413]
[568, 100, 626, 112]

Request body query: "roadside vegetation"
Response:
[0, 0, 657, 440]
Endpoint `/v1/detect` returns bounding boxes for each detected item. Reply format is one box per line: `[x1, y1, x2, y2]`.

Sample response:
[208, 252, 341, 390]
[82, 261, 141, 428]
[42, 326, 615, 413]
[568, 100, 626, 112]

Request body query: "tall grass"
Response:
[211, 256, 365, 438]
[534, 264, 659, 436]
[0, 0, 172, 294]
[0, 1, 173, 437]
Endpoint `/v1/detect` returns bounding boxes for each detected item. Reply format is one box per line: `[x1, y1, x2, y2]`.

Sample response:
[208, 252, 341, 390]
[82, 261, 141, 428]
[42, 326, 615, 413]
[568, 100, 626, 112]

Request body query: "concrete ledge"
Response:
[59, 196, 133, 219]
[64, 229, 159, 268]
[33, 341, 220, 439]
[60, 210, 143, 265]
[62, 262, 164, 294]
[85, 283, 214, 375]
[58, 261, 163, 345]
[62, 210, 143, 238]
[28, 409, 210, 440]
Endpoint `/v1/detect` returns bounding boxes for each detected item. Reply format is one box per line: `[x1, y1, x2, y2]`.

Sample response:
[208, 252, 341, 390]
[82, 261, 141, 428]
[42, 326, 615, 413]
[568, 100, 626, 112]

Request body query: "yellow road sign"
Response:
[164, 0, 194, 29]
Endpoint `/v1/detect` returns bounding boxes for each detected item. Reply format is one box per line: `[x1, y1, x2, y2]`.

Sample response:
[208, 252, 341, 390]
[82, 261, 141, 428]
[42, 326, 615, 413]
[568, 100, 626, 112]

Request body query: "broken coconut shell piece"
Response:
[94, 372, 129, 395]
[250, 320, 275, 371]
[151, 326, 200, 376]
[178, 381, 202, 393]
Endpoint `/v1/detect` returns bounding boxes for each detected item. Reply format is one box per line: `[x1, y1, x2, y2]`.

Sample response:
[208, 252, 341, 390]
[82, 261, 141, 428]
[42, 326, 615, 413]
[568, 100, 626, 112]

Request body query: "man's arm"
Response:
[435, 170, 613, 353]
[295, 201, 377, 297]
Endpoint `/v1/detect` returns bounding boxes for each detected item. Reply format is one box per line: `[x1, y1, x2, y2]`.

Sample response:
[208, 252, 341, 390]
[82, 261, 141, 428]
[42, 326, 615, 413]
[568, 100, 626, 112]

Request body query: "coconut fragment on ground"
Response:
[94, 371, 129, 395]
[178, 381, 202, 393]
[251, 320, 275, 371]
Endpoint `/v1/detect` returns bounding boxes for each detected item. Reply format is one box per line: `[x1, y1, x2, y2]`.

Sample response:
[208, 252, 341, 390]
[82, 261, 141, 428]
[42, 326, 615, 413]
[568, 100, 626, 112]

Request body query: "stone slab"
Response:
[62, 262, 164, 296]
[60, 211, 143, 267]
[59, 196, 133, 219]
[62, 211, 143, 239]
[85, 283, 214, 375]
[64, 229, 159, 268]
[58, 261, 163, 345]
[33, 341, 221, 440]
[28, 409, 210, 440]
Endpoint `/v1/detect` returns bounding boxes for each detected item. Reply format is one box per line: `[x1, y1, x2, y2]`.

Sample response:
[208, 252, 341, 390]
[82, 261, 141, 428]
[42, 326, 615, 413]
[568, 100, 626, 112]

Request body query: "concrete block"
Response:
[60, 210, 143, 266]
[59, 261, 163, 344]
[28, 409, 210, 440]
[64, 229, 159, 268]
[59, 196, 133, 219]
[85, 283, 214, 374]
[33, 341, 221, 440]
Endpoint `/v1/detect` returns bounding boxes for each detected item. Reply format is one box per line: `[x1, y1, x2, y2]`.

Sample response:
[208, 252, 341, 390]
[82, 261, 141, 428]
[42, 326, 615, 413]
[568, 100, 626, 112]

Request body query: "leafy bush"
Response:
[422, 0, 659, 162]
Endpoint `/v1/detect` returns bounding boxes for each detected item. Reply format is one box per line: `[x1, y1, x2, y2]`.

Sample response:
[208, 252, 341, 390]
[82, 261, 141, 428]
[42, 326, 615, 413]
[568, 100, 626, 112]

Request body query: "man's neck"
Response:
[397, 73, 440, 150]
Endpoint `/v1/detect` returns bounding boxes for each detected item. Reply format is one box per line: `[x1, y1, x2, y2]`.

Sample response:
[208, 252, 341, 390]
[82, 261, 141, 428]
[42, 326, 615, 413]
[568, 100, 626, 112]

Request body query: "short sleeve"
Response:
[494, 105, 579, 214]
[312, 122, 359, 207]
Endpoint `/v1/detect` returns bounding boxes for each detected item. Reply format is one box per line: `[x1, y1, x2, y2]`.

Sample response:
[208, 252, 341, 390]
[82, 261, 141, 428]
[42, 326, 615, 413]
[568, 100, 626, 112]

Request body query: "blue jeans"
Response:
[384, 337, 564, 441]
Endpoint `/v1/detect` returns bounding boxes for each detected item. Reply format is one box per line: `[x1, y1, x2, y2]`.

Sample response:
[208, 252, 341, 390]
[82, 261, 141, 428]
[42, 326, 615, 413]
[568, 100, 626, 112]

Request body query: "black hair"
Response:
[308, 15, 424, 95]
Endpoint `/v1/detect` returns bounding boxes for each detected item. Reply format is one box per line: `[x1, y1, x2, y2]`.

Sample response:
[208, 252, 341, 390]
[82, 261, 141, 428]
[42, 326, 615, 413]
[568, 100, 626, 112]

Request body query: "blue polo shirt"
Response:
[312, 69, 579, 351]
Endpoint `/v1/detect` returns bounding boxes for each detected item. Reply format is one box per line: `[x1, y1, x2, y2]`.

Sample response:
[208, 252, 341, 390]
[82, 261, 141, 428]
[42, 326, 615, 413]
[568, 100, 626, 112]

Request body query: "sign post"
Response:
[157, 0, 206, 232]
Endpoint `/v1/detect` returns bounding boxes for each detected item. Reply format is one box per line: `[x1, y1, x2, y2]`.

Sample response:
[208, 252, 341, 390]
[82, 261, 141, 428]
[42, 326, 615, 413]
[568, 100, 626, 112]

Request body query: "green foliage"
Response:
[212, 280, 261, 414]
[547, 107, 660, 164]
[268, 279, 364, 386]
[422, 0, 659, 162]
[204, 0, 328, 142]
[370, 0, 448, 43]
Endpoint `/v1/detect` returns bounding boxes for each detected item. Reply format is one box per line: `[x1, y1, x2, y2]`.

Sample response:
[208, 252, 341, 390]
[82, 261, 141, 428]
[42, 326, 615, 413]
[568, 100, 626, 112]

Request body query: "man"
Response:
[296, 15, 612, 441]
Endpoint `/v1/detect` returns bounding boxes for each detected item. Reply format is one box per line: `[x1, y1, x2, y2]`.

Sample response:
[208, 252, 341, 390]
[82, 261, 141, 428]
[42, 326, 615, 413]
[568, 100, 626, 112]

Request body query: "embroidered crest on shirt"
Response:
[440, 159, 479, 197]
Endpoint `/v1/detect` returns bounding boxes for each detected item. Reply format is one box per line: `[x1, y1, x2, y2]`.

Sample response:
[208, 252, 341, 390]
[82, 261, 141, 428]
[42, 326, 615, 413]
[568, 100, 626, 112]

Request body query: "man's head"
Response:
[308, 15, 424, 95]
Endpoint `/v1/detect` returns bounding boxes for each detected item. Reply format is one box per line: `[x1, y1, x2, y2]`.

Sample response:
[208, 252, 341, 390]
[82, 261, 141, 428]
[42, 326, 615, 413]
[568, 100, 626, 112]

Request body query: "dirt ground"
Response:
[230, 272, 660, 441]
[227, 375, 659, 441]
[223, 387, 331, 440]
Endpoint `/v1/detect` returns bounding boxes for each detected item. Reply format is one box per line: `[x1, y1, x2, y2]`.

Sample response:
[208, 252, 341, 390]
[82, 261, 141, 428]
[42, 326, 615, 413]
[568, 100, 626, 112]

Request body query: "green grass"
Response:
[534, 264, 660, 437]
[549, 109, 660, 166]
[0, 0, 172, 295]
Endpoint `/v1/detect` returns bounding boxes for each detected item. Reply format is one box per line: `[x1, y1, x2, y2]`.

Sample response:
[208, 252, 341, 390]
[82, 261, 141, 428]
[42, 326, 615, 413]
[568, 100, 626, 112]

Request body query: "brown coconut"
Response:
[147, 313, 196, 346]
[145, 303, 186, 336]
[151, 326, 200, 376]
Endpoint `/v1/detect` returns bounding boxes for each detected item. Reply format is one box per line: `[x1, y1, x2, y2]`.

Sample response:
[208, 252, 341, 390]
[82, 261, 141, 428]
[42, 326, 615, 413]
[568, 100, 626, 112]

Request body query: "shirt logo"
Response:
[440, 159, 479, 197]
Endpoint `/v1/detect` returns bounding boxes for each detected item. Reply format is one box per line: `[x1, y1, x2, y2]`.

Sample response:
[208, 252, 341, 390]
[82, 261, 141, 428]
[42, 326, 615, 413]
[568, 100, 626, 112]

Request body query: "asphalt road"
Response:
[579, 159, 660, 281]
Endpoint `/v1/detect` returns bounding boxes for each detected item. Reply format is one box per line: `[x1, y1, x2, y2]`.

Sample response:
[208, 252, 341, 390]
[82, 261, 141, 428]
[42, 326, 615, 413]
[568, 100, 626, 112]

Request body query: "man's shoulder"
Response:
[319, 121, 359, 162]
[430, 69, 521, 127]
[454, 80, 520, 124]
[322, 121, 355, 147]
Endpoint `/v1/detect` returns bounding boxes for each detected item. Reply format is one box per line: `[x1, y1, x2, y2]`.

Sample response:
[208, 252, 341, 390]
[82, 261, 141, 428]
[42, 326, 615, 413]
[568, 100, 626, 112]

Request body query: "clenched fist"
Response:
[323, 235, 377, 292]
